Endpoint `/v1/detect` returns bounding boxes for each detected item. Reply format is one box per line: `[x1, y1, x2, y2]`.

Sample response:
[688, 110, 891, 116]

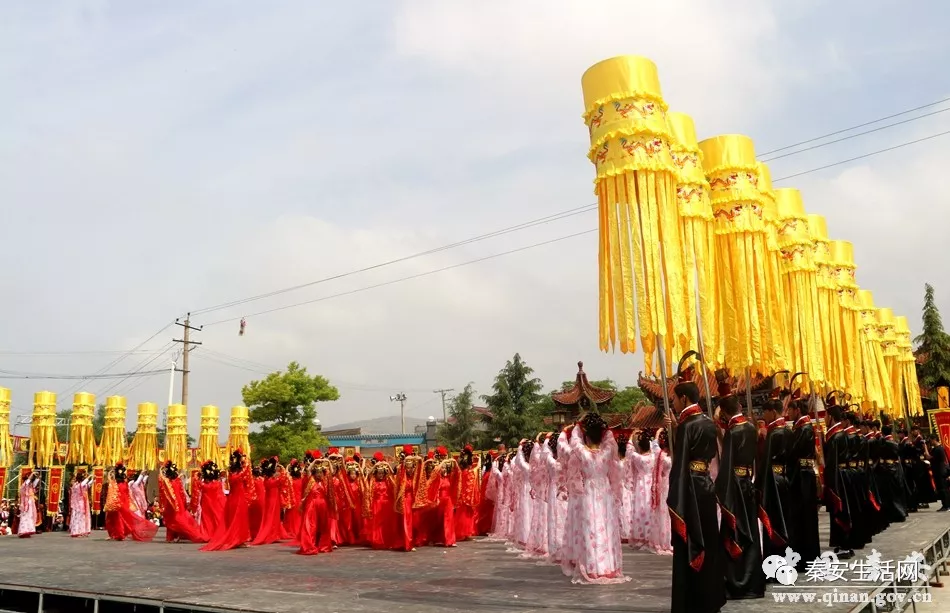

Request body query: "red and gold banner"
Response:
[929, 409, 950, 448]
[13, 435, 29, 453]
[91, 466, 105, 514]
[46, 466, 65, 516]
[19, 465, 32, 482]
[0, 466, 7, 491]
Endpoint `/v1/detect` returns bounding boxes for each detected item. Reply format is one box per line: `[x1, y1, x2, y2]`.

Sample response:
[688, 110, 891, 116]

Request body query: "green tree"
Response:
[92, 403, 107, 440]
[482, 353, 544, 448]
[243, 361, 337, 460]
[437, 383, 478, 449]
[915, 283, 950, 396]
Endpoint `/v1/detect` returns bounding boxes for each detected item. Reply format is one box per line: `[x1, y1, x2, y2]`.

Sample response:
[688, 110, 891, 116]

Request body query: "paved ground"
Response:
[1, 510, 948, 613]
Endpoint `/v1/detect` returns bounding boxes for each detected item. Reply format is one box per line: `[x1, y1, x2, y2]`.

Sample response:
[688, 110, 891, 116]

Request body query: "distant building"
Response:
[322, 423, 436, 457]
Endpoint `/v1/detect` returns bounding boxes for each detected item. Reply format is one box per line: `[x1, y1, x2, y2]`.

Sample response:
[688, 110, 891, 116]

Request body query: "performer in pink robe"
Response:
[647, 429, 673, 555]
[508, 441, 533, 549]
[627, 429, 658, 550]
[17, 472, 41, 538]
[486, 454, 507, 540]
[617, 432, 634, 542]
[524, 436, 550, 558]
[561, 413, 630, 585]
[68, 469, 93, 537]
[128, 471, 149, 519]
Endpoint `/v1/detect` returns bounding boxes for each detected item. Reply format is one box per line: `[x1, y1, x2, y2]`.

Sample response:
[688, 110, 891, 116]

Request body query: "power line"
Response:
[201, 229, 597, 326]
[195, 125, 950, 326]
[758, 95, 950, 156]
[0, 349, 168, 356]
[188, 102, 950, 326]
[102, 343, 179, 397]
[188, 204, 595, 317]
[58, 322, 174, 396]
[771, 129, 950, 182]
[0, 367, 171, 380]
[760, 106, 950, 162]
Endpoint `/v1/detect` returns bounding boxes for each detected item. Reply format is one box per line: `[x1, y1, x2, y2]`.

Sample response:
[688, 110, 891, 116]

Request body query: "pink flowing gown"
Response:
[560, 429, 631, 585]
[627, 448, 657, 549]
[17, 477, 39, 538]
[69, 478, 92, 537]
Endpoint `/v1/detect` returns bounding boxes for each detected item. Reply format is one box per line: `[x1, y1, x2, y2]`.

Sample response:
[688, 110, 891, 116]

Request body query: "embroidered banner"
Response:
[91, 466, 105, 514]
[46, 466, 65, 516]
[929, 409, 950, 448]
[19, 465, 32, 482]
[12, 435, 29, 453]
[0, 466, 6, 493]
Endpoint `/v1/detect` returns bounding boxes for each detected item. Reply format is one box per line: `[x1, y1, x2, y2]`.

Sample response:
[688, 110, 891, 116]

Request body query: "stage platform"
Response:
[1, 510, 948, 613]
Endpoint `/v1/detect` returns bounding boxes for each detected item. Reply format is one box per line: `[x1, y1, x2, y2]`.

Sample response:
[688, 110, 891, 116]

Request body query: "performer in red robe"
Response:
[367, 453, 399, 550]
[475, 451, 498, 536]
[201, 449, 257, 551]
[343, 456, 365, 545]
[455, 445, 481, 541]
[282, 459, 304, 539]
[159, 461, 207, 543]
[251, 457, 292, 545]
[193, 460, 226, 538]
[394, 445, 422, 551]
[297, 455, 333, 556]
[327, 448, 354, 546]
[104, 462, 159, 542]
[413, 451, 439, 547]
[248, 464, 265, 540]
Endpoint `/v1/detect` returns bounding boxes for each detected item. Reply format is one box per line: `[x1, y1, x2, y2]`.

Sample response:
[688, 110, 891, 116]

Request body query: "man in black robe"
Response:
[898, 430, 919, 512]
[842, 412, 868, 549]
[927, 433, 949, 511]
[668, 381, 725, 613]
[875, 424, 909, 523]
[756, 399, 790, 565]
[911, 429, 937, 507]
[714, 388, 763, 599]
[823, 404, 854, 559]
[859, 419, 886, 537]
[785, 397, 819, 571]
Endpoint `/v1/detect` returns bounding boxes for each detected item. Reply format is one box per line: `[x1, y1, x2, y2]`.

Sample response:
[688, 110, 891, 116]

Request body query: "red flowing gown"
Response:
[282, 477, 303, 539]
[105, 481, 158, 542]
[159, 476, 207, 543]
[368, 477, 398, 550]
[201, 466, 254, 551]
[248, 477, 265, 540]
[297, 477, 332, 555]
[455, 466, 480, 541]
[251, 475, 290, 545]
[198, 480, 226, 538]
[429, 476, 457, 546]
[346, 479, 363, 545]
[394, 466, 418, 551]
[475, 469, 494, 536]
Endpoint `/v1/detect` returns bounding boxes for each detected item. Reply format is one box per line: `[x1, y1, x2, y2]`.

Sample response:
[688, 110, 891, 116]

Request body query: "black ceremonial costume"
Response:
[875, 434, 908, 522]
[899, 436, 919, 510]
[756, 417, 790, 561]
[822, 422, 852, 549]
[668, 405, 725, 613]
[786, 415, 820, 570]
[715, 413, 764, 599]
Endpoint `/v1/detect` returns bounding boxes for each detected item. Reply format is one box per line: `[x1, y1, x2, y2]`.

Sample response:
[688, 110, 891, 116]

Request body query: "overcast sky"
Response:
[2, 1, 949, 435]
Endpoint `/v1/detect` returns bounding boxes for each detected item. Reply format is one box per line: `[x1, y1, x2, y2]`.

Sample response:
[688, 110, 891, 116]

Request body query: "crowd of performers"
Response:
[13, 382, 949, 611]
[668, 380, 949, 613]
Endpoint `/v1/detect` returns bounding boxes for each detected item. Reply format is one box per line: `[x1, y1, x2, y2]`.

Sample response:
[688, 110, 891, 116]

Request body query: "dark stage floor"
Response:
[1, 510, 948, 613]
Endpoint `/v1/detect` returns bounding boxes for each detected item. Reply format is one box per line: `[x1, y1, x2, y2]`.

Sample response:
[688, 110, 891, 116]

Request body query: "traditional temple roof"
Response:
[628, 402, 668, 429]
[552, 361, 616, 408]
[637, 367, 773, 410]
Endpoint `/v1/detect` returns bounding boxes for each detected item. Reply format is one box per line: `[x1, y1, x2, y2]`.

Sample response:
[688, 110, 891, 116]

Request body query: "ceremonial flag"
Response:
[46, 466, 65, 516]
[91, 466, 105, 514]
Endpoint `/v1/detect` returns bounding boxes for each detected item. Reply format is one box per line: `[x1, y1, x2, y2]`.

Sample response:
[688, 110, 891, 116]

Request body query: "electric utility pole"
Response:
[391, 393, 407, 434]
[433, 388, 454, 423]
[173, 314, 203, 406]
